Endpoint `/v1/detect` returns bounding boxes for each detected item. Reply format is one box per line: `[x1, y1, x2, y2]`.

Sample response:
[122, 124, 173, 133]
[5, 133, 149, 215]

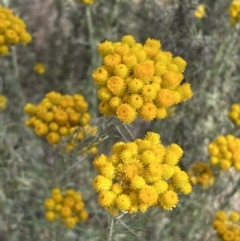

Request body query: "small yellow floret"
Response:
[34, 63, 46, 75]
[115, 194, 131, 212]
[116, 103, 137, 123]
[139, 186, 158, 206]
[98, 190, 116, 207]
[159, 190, 178, 210]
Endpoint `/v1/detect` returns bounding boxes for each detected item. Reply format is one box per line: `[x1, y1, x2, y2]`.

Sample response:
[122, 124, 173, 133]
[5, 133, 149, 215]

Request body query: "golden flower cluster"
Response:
[212, 210, 240, 241]
[0, 5, 32, 55]
[228, 103, 240, 126]
[92, 132, 192, 216]
[208, 135, 240, 170]
[33, 62, 46, 75]
[92, 35, 193, 123]
[194, 5, 206, 19]
[228, 1, 240, 25]
[188, 161, 214, 189]
[0, 94, 7, 109]
[24, 91, 91, 145]
[44, 188, 89, 229]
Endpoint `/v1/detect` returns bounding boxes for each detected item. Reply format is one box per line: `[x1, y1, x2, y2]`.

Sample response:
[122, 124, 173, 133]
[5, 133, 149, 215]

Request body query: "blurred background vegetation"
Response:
[0, 0, 240, 240]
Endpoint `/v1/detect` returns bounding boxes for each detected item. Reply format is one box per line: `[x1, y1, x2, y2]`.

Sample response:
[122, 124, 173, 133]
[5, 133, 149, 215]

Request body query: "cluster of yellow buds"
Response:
[188, 162, 214, 189]
[0, 94, 7, 109]
[92, 35, 193, 123]
[44, 188, 89, 229]
[194, 5, 206, 19]
[212, 210, 240, 241]
[92, 132, 192, 216]
[208, 135, 240, 170]
[228, 103, 240, 126]
[24, 91, 91, 145]
[228, 1, 240, 25]
[0, 5, 32, 55]
[78, 0, 94, 4]
[33, 62, 46, 75]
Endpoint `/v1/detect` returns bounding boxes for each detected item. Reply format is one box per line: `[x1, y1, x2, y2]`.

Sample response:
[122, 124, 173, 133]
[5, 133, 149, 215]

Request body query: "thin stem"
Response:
[11, 47, 26, 103]
[107, 216, 114, 241]
[86, 6, 98, 114]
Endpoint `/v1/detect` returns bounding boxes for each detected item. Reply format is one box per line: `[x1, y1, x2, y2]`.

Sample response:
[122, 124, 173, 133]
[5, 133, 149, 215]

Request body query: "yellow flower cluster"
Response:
[228, 1, 240, 25]
[33, 62, 46, 75]
[188, 162, 214, 189]
[212, 210, 240, 241]
[92, 35, 193, 123]
[78, 0, 94, 5]
[92, 132, 192, 216]
[0, 5, 32, 55]
[44, 188, 89, 229]
[194, 5, 206, 19]
[208, 135, 240, 170]
[0, 94, 7, 109]
[228, 103, 240, 126]
[24, 91, 91, 145]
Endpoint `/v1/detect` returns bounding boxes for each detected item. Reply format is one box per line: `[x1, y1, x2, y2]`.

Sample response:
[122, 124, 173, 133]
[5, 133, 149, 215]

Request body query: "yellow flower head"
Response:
[107, 76, 126, 95]
[159, 190, 178, 210]
[34, 63, 46, 75]
[92, 66, 109, 86]
[0, 94, 7, 109]
[156, 89, 177, 107]
[194, 5, 206, 19]
[93, 175, 112, 191]
[121, 35, 136, 47]
[139, 102, 157, 121]
[116, 103, 137, 123]
[115, 194, 131, 212]
[228, 1, 240, 25]
[139, 186, 158, 206]
[98, 190, 116, 207]
[134, 60, 155, 80]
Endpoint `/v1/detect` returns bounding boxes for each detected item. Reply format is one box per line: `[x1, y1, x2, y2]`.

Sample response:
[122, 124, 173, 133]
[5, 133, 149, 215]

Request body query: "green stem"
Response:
[11, 47, 26, 103]
[86, 6, 98, 114]
[107, 216, 114, 241]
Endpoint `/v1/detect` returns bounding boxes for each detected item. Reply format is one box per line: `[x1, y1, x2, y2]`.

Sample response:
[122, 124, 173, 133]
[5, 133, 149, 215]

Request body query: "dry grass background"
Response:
[0, 0, 240, 240]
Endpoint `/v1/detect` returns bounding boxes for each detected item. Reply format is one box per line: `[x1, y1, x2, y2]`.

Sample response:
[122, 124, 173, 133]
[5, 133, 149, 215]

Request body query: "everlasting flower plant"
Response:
[0, 5, 32, 55]
[92, 35, 193, 123]
[24, 91, 91, 145]
[188, 162, 214, 189]
[92, 132, 192, 216]
[228, 1, 240, 25]
[212, 210, 240, 241]
[44, 188, 89, 229]
[208, 135, 240, 170]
